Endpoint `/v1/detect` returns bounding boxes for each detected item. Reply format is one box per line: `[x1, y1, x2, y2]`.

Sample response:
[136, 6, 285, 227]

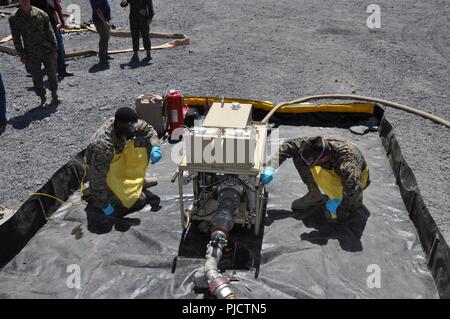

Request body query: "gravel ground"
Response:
[0, 0, 449, 242]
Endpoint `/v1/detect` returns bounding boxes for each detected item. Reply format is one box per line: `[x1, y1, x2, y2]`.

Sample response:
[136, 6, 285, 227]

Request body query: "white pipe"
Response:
[262, 94, 450, 128]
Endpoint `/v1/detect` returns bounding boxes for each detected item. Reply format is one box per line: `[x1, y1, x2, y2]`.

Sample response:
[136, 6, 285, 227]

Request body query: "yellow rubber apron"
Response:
[106, 140, 149, 208]
[310, 166, 369, 200]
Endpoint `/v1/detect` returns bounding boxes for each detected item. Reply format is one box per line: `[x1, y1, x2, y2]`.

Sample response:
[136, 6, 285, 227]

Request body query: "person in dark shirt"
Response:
[89, 0, 112, 64]
[31, 0, 73, 77]
[120, 0, 154, 62]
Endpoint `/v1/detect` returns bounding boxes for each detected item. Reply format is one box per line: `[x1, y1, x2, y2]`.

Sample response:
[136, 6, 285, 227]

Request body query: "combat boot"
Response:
[291, 186, 324, 210]
[39, 95, 47, 107]
[81, 187, 92, 201]
[145, 49, 152, 60]
[51, 91, 62, 105]
[131, 51, 139, 62]
[144, 176, 158, 188]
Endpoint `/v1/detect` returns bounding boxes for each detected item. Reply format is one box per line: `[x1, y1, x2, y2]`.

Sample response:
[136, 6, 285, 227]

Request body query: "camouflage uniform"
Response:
[84, 117, 160, 211]
[270, 137, 370, 221]
[122, 0, 154, 52]
[9, 6, 58, 99]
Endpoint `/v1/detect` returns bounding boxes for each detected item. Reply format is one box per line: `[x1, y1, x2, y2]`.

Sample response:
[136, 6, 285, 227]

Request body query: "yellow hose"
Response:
[262, 94, 450, 128]
[30, 193, 66, 204]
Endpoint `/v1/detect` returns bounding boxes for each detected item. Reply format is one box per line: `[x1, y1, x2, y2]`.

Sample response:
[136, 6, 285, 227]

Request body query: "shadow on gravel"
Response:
[265, 206, 370, 252]
[9, 104, 58, 130]
[88, 62, 110, 73]
[119, 58, 152, 70]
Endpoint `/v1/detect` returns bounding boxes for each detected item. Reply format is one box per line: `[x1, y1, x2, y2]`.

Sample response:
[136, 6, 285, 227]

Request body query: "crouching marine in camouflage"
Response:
[263, 136, 370, 223]
[84, 107, 162, 220]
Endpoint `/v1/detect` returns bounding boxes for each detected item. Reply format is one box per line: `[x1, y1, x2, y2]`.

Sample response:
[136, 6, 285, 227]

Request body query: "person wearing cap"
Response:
[84, 107, 162, 221]
[261, 136, 370, 222]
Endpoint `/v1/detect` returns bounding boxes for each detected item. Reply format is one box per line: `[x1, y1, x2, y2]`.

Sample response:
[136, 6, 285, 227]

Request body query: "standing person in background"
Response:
[89, 0, 113, 64]
[120, 0, 154, 62]
[31, 0, 74, 78]
[49, 0, 74, 78]
[9, 0, 61, 107]
[0, 71, 7, 131]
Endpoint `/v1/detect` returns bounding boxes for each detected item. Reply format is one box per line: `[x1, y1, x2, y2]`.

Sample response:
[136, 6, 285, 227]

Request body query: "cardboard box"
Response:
[135, 95, 166, 136]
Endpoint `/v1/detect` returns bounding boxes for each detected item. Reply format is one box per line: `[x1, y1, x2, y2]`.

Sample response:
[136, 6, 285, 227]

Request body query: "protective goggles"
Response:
[300, 137, 326, 167]
[128, 121, 139, 132]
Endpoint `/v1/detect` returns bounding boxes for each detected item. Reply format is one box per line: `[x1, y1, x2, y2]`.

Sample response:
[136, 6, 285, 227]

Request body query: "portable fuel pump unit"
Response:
[174, 101, 268, 299]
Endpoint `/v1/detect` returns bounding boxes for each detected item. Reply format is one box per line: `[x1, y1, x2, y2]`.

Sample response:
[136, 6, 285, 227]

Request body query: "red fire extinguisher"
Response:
[166, 89, 188, 134]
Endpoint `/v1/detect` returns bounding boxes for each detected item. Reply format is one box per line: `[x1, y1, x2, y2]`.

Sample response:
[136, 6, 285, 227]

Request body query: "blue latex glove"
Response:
[103, 203, 115, 216]
[260, 167, 276, 185]
[325, 199, 342, 220]
[150, 146, 162, 164]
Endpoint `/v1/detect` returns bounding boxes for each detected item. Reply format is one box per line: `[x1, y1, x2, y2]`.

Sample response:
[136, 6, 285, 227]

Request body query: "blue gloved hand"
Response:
[325, 199, 342, 220]
[103, 203, 115, 216]
[260, 167, 276, 185]
[150, 146, 162, 164]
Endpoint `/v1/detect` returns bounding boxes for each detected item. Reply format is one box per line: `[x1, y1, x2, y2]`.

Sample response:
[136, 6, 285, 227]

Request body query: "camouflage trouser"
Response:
[86, 187, 145, 212]
[293, 158, 365, 222]
[110, 189, 151, 215]
[293, 158, 319, 190]
[27, 54, 58, 98]
[130, 16, 151, 52]
[86, 190, 152, 233]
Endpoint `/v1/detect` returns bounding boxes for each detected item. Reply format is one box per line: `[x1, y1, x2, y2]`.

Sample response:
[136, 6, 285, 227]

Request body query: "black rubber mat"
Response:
[0, 125, 439, 298]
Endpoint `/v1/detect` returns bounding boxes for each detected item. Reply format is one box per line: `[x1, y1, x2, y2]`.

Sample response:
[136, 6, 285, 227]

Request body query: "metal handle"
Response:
[171, 170, 179, 183]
